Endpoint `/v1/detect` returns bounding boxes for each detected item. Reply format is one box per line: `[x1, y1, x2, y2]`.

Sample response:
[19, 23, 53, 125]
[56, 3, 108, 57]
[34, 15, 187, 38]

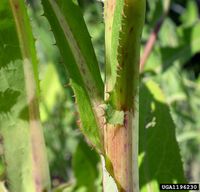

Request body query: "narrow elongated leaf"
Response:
[139, 80, 187, 192]
[0, 1, 50, 191]
[41, 0, 104, 152]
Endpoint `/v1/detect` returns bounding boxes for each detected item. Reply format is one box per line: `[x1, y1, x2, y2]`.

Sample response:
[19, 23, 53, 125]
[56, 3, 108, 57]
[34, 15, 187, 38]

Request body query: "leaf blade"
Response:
[41, 0, 104, 151]
[139, 80, 187, 192]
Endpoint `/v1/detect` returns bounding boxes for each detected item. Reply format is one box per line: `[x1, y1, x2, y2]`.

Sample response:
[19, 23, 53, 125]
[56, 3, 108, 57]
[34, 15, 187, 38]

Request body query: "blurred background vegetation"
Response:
[0, 0, 200, 191]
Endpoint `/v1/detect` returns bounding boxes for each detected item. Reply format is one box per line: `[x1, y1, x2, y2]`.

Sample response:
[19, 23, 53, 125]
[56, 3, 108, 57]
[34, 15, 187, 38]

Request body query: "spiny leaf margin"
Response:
[41, 0, 105, 152]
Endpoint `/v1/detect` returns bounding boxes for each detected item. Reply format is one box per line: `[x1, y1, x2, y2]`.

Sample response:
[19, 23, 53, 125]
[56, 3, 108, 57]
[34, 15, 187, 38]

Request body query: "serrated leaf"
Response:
[41, 0, 104, 152]
[0, 1, 50, 191]
[139, 80, 187, 192]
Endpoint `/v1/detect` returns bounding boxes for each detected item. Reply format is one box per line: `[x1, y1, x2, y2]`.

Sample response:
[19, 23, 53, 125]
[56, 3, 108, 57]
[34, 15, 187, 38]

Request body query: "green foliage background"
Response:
[0, 0, 200, 191]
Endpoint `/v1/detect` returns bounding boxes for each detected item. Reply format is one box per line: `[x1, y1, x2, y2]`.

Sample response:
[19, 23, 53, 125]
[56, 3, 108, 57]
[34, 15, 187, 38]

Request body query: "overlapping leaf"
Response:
[139, 80, 187, 192]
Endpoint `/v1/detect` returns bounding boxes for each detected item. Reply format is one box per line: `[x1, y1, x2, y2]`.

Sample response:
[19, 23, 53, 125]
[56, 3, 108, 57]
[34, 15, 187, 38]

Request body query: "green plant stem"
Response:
[9, 0, 50, 191]
[104, 0, 145, 191]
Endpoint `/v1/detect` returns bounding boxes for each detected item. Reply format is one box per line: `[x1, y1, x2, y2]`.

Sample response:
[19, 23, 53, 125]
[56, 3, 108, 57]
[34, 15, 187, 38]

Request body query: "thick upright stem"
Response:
[104, 0, 145, 191]
[103, 110, 138, 192]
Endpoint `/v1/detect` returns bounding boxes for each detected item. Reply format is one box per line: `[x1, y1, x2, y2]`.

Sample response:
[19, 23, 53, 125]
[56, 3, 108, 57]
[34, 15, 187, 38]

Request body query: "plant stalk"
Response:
[103, 110, 139, 192]
[103, 0, 145, 191]
[9, 0, 50, 191]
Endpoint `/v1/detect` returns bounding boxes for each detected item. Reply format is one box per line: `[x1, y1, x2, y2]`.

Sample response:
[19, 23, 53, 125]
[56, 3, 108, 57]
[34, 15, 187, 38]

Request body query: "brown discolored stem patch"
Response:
[104, 111, 137, 191]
